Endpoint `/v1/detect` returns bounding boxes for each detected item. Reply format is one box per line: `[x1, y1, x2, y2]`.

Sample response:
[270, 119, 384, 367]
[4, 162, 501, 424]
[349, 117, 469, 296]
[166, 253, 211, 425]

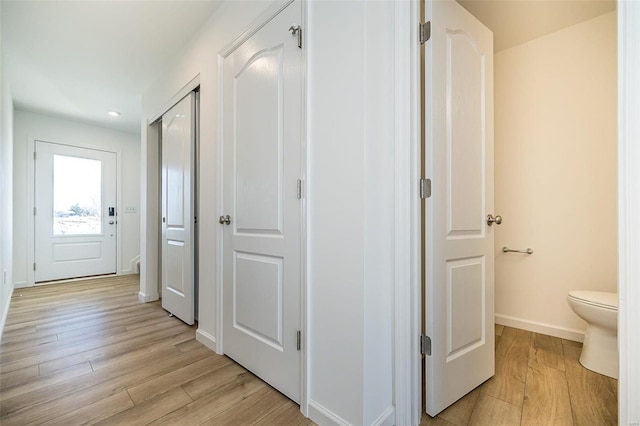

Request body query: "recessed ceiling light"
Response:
[108, 110, 121, 117]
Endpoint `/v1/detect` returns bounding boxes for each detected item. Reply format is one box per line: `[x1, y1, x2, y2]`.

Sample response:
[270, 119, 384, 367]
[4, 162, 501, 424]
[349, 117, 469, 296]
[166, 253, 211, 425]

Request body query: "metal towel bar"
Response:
[502, 246, 533, 255]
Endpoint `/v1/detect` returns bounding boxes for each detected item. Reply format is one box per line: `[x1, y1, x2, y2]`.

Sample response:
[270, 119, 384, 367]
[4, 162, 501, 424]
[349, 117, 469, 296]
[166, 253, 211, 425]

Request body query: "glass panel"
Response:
[53, 155, 102, 235]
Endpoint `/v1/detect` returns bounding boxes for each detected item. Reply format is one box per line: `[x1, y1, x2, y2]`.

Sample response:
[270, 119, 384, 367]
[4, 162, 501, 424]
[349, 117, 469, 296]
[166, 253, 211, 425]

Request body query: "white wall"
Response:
[141, 1, 395, 424]
[13, 110, 140, 287]
[494, 12, 617, 339]
[0, 3, 16, 338]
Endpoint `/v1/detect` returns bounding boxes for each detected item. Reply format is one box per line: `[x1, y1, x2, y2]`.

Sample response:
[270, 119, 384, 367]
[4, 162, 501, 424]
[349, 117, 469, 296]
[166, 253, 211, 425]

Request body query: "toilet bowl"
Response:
[567, 291, 618, 379]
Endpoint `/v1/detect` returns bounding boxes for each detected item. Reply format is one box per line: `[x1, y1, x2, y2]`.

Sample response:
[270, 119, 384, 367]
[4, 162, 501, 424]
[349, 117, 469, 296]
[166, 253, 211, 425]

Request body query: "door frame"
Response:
[617, 1, 640, 423]
[140, 75, 200, 304]
[215, 0, 309, 415]
[399, 1, 638, 424]
[26, 137, 123, 286]
[392, 0, 422, 425]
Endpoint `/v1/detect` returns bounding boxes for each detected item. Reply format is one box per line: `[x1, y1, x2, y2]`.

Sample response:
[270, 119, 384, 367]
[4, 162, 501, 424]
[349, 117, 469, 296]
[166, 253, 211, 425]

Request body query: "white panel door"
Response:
[221, 1, 302, 403]
[424, 0, 495, 415]
[161, 93, 196, 325]
[34, 141, 117, 282]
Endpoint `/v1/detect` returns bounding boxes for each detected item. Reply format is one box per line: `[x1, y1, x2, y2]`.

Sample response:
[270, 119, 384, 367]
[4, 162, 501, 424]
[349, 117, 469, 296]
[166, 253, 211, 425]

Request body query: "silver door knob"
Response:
[218, 215, 231, 225]
[487, 214, 502, 226]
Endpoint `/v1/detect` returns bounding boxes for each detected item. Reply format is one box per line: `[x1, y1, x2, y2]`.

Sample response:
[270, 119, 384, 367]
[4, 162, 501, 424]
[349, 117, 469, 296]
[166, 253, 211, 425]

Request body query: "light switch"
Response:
[124, 206, 137, 213]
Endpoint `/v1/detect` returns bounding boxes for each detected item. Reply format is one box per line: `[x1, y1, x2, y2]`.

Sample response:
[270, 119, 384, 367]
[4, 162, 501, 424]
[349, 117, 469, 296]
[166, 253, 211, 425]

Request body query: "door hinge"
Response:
[33, 207, 37, 216]
[296, 330, 301, 351]
[33, 263, 36, 271]
[420, 334, 432, 356]
[296, 179, 304, 199]
[419, 21, 431, 44]
[289, 25, 302, 49]
[33, 152, 36, 160]
[419, 178, 432, 199]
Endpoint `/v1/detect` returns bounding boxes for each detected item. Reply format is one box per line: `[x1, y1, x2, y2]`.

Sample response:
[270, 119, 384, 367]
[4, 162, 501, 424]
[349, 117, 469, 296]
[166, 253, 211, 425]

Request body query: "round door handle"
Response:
[487, 214, 502, 226]
[218, 215, 231, 225]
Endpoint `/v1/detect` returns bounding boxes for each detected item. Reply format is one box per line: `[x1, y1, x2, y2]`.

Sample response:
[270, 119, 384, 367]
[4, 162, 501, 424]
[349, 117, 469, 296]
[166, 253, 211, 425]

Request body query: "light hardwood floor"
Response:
[0, 275, 312, 425]
[1, 275, 618, 425]
[421, 324, 618, 426]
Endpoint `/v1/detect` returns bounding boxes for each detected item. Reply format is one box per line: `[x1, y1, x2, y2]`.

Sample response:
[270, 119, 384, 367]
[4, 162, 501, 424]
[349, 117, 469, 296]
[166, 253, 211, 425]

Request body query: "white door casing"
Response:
[34, 141, 117, 282]
[221, 0, 303, 403]
[161, 93, 196, 325]
[424, 0, 495, 415]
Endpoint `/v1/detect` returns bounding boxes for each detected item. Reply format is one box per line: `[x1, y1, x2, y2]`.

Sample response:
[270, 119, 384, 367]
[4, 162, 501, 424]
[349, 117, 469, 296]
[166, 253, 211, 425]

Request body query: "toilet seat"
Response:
[568, 291, 618, 311]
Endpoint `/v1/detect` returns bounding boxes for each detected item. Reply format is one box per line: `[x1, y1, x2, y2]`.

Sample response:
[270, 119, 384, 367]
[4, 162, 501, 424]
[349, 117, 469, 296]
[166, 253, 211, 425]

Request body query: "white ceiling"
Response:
[1, 1, 616, 135]
[457, 0, 616, 52]
[1, 1, 222, 134]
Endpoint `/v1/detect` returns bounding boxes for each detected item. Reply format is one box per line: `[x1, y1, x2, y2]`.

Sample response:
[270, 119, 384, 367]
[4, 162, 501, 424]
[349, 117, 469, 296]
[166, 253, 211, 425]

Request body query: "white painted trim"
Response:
[0, 284, 14, 342]
[122, 254, 140, 275]
[195, 328, 218, 353]
[299, 0, 309, 418]
[394, 1, 421, 426]
[495, 314, 585, 343]
[307, 400, 352, 426]
[618, 1, 640, 424]
[147, 75, 200, 125]
[26, 137, 35, 286]
[219, 0, 295, 58]
[372, 406, 396, 426]
[216, 0, 309, 416]
[13, 281, 27, 289]
[215, 50, 225, 356]
[137, 291, 158, 303]
[26, 137, 122, 285]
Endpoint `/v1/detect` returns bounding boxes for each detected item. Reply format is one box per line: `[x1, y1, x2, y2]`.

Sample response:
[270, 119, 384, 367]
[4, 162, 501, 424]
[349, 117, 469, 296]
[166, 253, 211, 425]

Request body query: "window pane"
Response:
[53, 155, 102, 235]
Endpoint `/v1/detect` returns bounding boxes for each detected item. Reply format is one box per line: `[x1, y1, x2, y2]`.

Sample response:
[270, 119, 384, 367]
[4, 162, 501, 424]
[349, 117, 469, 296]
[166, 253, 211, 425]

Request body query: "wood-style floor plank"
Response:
[528, 332, 565, 371]
[0, 275, 311, 426]
[564, 344, 617, 425]
[469, 394, 521, 426]
[521, 363, 573, 425]
[481, 327, 531, 406]
[2, 277, 618, 426]
[423, 326, 617, 426]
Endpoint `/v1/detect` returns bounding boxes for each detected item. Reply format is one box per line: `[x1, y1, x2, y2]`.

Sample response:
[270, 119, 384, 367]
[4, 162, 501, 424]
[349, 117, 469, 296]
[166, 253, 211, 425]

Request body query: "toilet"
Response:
[567, 291, 618, 379]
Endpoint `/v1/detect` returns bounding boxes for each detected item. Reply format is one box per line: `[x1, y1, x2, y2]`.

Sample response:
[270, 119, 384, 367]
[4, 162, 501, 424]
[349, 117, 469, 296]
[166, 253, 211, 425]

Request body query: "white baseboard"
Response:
[308, 400, 352, 426]
[372, 406, 395, 426]
[122, 255, 141, 275]
[0, 284, 14, 342]
[496, 313, 585, 343]
[195, 329, 217, 353]
[138, 291, 159, 303]
[13, 281, 28, 289]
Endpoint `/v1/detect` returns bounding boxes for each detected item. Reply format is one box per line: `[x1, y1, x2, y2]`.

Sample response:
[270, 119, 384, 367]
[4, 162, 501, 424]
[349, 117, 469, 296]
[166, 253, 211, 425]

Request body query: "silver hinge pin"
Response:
[419, 21, 431, 44]
[420, 334, 432, 356]
[296, 330, 301, 351]
[419, 178, 432, 199]
[297, 179, 303, 199]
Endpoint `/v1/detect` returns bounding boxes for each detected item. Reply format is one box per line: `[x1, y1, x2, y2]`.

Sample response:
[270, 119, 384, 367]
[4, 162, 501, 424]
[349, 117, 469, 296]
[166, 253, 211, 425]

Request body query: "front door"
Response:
[161, 93, 196, 325]
[34, 141, 117, 282]
[221, 0, 303, 403]
[423, 0, 495, 415]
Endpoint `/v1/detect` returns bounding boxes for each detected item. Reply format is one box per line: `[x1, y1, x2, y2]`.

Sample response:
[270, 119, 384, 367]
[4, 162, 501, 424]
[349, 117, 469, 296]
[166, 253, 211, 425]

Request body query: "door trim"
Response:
[618, 1, 640, 423]
[216, 0, 308, 415]
[140, 76, 200, 305]
[26, 137, 122, 287]
[393, 0, 422, 425]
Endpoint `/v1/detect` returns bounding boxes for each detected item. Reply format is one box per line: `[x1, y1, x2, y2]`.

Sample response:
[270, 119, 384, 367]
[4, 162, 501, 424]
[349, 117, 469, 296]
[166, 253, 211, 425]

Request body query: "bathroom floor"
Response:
[421, 325, 618, 426]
